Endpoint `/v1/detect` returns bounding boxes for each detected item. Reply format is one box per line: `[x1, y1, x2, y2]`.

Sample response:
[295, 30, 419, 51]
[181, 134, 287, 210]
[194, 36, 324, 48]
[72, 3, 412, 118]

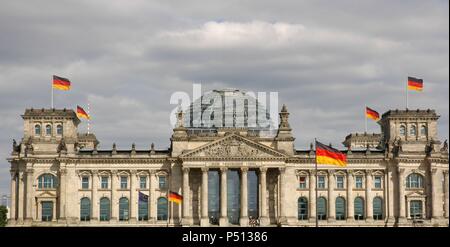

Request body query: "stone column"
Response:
[386, 165, 395, 222]
[219, 167, 228, 226]
[347, 170, 354, 221]
[278, 167, 287, 224]
[182, 167, 191, 225]
[149, 170, 155, 222]
[398, 168, 406, 220]
[17, 170, 25, 223]
[444, 171, 449, 219]
[111, 170, 118, 222]
[130, 170, 137, 222]
[240, 167, 249, 226]
[91, 170, 99, 221]
[10, 171, 17, 222]
[201, 167, 209, 226]
[260, 167, 269, 226]
[25, 168, 34, 223]
[365, 170, 373, 221]
[58, 168, 67, 222]
[308, 169, 316, 222]
[430, 168, 443, 219]
[328, 170, 335, 221]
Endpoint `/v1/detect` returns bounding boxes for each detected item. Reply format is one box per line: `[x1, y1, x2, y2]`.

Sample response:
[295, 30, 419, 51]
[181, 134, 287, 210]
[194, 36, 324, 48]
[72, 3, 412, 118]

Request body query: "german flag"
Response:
[168, 191, 182, 204]
[366, 107, 380, 121]
[408, 77, 423, 91]
[52, 75, 71, 91]
[316, 141, 347, 167]
[76, 105, 90, 120]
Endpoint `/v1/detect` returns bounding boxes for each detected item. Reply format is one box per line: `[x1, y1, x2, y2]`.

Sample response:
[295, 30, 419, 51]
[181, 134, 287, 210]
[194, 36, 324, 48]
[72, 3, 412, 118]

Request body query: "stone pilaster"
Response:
[130, 170, 137, 222]
[111, 170, 118, 222]
[17, 170, 24, 223]
[200, 167, 209, 226]
[240, 167, 249, 226]
[25, 167, 34, 223]
[219, 167, 228, 226]
[327, 170, 335, 222]
[308, 169, 316, 222]
[430, 168, 443, 219]
[182, 167, 191, 225]
[398, 168, 406, 221]
[9, 170, 17, 222]
[91, 170, 99, 222]
[58, 167, 67, 222]
[347, 170, 354, 222]
[149, 170, 155, 222]
[259, 167, 269, 226]
[278, 167, 287, 224]
[365, 170, 373, 221]
[444, 170, 449, 219]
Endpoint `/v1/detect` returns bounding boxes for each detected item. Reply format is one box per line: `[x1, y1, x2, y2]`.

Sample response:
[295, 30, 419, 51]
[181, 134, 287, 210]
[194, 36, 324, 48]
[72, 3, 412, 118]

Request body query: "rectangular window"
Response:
[159, 176, 167, 189]
[374, 176, 382, 189]
[41, 201, 53, 222]
[355, 176, 363, 189]
[101, 177, 108, 189]
[299, 176, 307, 189]
[120, 176, 128, 189]
[317, 176, 326, 189]
[140, 176, 147, 189]
[336, 176, 344, 189]
[81, 176, 89, 189]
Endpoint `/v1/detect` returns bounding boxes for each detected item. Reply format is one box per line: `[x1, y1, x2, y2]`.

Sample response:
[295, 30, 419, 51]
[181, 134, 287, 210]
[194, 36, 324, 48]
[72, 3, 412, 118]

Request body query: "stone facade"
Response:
[6, 99, 449, 227]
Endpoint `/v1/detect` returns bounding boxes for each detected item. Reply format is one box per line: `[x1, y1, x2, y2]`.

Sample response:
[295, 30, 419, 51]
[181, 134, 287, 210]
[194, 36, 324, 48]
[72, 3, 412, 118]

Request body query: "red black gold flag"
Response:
[52, 75, 71, 91]
[366, 107, 380, 121]
[316, 141, 347, 167]
[408, 77, 423, 91]
[168, 191, 183, 204]
[76, 105, 90, 120]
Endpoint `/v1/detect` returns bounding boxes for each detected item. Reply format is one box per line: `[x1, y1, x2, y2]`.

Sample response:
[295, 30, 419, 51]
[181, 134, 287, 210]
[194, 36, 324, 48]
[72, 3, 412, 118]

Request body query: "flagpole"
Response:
[51, 76, 54, 109]
[406, 78, 409, 109]
[87, 102, 91, 134]
[314, 138, 318, 227]
[364, 105, 367, 133]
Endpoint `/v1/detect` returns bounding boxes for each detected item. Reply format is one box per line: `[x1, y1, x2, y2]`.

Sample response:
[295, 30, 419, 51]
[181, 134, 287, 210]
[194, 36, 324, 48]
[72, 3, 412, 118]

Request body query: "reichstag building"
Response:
[7, 89, 449, 226]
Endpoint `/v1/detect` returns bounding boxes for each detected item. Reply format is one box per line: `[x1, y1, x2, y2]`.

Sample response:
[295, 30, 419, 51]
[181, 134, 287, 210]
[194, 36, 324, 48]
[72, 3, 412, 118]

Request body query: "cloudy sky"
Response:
[0, 0, 448, 196]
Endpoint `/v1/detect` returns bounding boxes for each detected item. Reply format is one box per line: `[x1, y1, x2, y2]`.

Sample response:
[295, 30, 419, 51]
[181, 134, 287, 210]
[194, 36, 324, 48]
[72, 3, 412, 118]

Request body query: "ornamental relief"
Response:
[203, 138, 261, 157]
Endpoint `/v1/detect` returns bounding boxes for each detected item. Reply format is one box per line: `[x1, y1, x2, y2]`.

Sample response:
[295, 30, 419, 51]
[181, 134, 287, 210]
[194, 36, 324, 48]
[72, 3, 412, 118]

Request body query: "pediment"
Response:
[36, 190, 57, 198]
[179, 134, 288, 159]
[406, 191, 425, 198]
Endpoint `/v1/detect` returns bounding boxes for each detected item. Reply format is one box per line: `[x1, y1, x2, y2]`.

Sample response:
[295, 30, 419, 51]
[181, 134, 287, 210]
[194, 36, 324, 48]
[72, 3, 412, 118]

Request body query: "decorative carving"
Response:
[112, 143, 117, 155]
[260, 167, 268, 173]
[201, 167, 209, 172]
[241, 167, 249, 173]
[25, 137, 34, 154]
[220, 167, 228, 172]
[203, 137, 261, 157]
[182, 167, 190, 174]
[57, 138, 67, 153]
[12, 139, 19, 153]
[150, 143, 156, 155]
[441, 139, 448, 153]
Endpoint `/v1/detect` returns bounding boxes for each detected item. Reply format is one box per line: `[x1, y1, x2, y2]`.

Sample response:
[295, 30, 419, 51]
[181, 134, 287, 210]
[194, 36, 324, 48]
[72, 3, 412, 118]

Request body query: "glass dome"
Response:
[183, 89, 276, 131]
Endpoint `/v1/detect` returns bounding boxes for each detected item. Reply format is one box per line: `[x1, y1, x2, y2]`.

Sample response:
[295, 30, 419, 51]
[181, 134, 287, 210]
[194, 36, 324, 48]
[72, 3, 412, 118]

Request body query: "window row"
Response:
[299, 173, 424, 189]
[298, 197, 425, 221]
[399, 124, 427, 137]
[79, 175, 167, 190]
[299, 175, 383, 189]
[79, 197, 168, 221]
[34, 123, 63, 136]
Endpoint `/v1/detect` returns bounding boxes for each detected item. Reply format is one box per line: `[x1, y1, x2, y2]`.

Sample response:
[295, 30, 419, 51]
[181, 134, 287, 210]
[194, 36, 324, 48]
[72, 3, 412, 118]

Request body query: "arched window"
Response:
[354, 197, 365, 220]
[138, 199, 149, 221]
[298, 197, 308, 220]
[373, 197, 383, 220]
[80, 197, 91, 221]
[317, 197, 327, 220]
[410, 125, 417, 136]
[38, 174, 57, 189]
[56, 124, 63, 135]
[35, 124, 41, 136]
[406, 173, 424, 188]
[157, 197, 168, 221]
[45, 124, 52, 136]
[410, 200, 423, 219]
[335, 197, 346, 220]
[119, 197, 129, 221]
[99, 197, 110, 221]
[399, 125, 406, 136]
[420, 125, 427, 136]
